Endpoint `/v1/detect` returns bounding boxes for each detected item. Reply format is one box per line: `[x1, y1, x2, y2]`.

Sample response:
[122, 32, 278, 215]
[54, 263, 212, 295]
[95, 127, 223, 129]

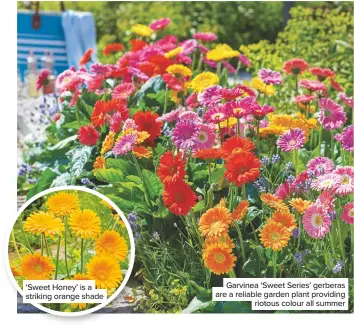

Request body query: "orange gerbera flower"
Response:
[133, 145, 152, 159]
[46, 192, 80, 217]
[157, 151, 186, 184]
[93, 156, 106, 173]
[259, 221, 291, 251]
[102, 43, 125, 56]
[203, 233, 235, 250]
[232, 200, 249, 222]
[21, 253, 54, 280]
[91, 100, 109, 127]
[11, 265, 22, 277]
[224, 152, 261, 186]
[69, 209, 101, 239]
[71, 273, 90, 309]
[194, 148, 222, 160]
[162, 179, 196, 216]
[270, 211, 297, 230]
[260, 193, 289, 212]
[221, 135, 256, 158]
[199, 205, 232, 238]
[95, 230, 128, 261]
[289, 198, 312, 214]
[202, 243, 236, 275]
[101, 132, 115, 155]
[79, 48, 93, 65]
[24, 211, 64, 238]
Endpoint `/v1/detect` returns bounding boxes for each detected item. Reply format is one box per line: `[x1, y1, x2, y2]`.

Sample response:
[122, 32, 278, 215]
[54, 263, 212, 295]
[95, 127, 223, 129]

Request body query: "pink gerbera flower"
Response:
[303, 204, 331, 238]
[203, 106, 229, 124]
[178, 111, 202, 123]
[251, 104, 276, 118]
[318, 98, 347, 130]
[122, 118, 137, 131]
[334, 125, 354, 152]
[294, 94, 317, 104]
[109, 112, 123, 133]
[258, 68, 282, 85]
[181, 39, 198, 55]
[112, 83, 135, 100]
[311, 173, 341, 191]
[150, 18, 171, 31]
[186, 92, 199, 110]
[307, 157, 334, 177]
[113, 133, 137, 156]
[202, 56, 218, 68]
[222, 61, 236, 73]
[36, 69, 51, 90]
[235, 84, 257, 97]
[221, 87, 244, 101]
[193, 32, 217, 42]
[226, 96, 257, 118]
[329, 78, 343, 92]
[299, 79, 326, 93]
[156, 108, 181, 123]
[341, 202, 354, 224]
[309, 67, 335, 81]
[316, 190, 336, 213]
[276, 128, 305, 152]
[275, 182, 291, 200]
[194, 124, 216, 150]
[172, 120, 200, 150]
[339, 93, 354, 108]
[238, 54, 251, 67]
[198, 85, 223, 108]
[333, 167, 354, 196]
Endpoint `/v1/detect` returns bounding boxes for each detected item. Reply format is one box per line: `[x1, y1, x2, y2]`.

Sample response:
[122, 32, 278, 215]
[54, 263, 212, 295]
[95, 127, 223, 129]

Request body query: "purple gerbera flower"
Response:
[171, 120, 200, 150]
[276, 128, 305, 152]
[258, 68, 282, 85]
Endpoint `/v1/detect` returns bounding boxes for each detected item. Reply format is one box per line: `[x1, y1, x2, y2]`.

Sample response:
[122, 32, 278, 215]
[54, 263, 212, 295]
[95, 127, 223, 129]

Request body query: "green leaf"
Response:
[48, 135, 78, 151]
[27, 169, 58, 199]
[142, 169, 163, 199]
[61, 121, 88, 130]
[106, 158, 137, 175]
[181, 296, 215, 314]
[211, 166, 225, 184]
[221, 301, 253, 313]
[51, 172, 75, 187]
[95, 168, 124, 185]
[69, 146, 93, 177]
[242, 249, 261, 277]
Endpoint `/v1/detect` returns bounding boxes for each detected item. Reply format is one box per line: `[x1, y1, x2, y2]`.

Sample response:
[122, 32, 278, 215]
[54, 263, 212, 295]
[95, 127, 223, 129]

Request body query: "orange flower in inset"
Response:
[24, 211, 64, 238]
[199, 205, 232, 238]
[21, 253, 54, 280]
[157, 151, 186, 184]
[221, 136, 255, 158]
[162, 180, 196, 216]
[259, 222, 291, 251]
[270, 211, 297, 230]
[194, 148, 222, 160]
[95, 230, 128, 262]
[11, 265, 22, 277]
[232, 200, 249, 222]
[289, 198, 312, 214]
[202, 243, 236, 275]
[133, 145, 152, 159]
[93, 156, 106, 173]
[224, 152, 261, 186]
[46, 192, 80, 217]
[102, 43, 125, 56]
[69, 209, 101, 239]
[71, 273, 90, 310]
[79, 48, 94, 65]
[260, 193, 289, 212]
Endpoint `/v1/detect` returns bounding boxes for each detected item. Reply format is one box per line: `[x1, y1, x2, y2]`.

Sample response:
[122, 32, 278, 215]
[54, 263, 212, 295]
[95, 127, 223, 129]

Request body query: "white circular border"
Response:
[6, 185, 136, 317]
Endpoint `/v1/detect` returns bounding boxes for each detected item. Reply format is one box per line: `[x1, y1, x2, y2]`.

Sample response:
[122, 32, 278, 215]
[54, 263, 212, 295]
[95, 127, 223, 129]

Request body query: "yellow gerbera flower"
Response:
[220, 117, 238, 128]
[21, 253, 54, 280]
[202, 242, 236, 275]
[46, 192, 80, 217]
[131, 24, 153, 37]
[206, 44, 240, 62]
[188, 72, 219, 93]
[259, 221, 291, 251]
[101, 132, 115, 155]
[71, 273, 90, 310]
[69, 209, 101, 239]
[289, 198, 312, 214]
[166, 64, 192, 78]
[164, 46, 182, 59]
[24, 211, 64, 238]
[250, 77, 276, 96]
[95, 230, 128, 261]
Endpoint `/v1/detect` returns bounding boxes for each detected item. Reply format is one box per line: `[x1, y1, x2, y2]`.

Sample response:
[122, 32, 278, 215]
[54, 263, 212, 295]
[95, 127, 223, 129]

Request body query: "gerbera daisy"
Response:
[188, 72, 219, 93]
[203, 234, 235, 250]
[109, 112, 123, 133]
[171, 119, 200, 151]
[69, 209, 101, 239]
[193, 32, 217, 42]
[198, 85, 222, 108]
[157, 151, 186, 184]
[221, 135, 256, 158]
[112, 83, 135, 100]
[250, 104, 276, 117]
[312, 174, 341, 191]
[250, 77, 276, 96]
[70, 273, 91, 309]
[334, 125, 354, 152]
[150, 17, 171, 31]
[93, 155, 106, 172]
[339, 93, 354, 108]
[202, 243, 236, 275]
[318, 98, 346, 130]
[282, 58, 309, 75]
[102, 43, 124, 56]
[133, 111, 162, 146]
[21, 253, 54, 280]
[194, 124, 216, 150]
[298, 79, 326, 93]
[206, 44, 240, 61]
[78, 125, 99, 146]
[79, 48, 93, 65]
[131, 24, 153, 37]
[95, 230, 128, 261]
[303, 204, 331, 238]
[260, 193, 289, 212]
[276, 128, 305, 152]
[289, 198, 312, 214]
[294, 94, 317, 104]
[333, 167, 354, 196]
[232, 200, 249, 221]
[130, 39, 147, 51]
[258, 68, 282, 85]
[24, 211, 64, 238]
[166, 64, 192, 78]
[203, 106, 229, 124]
[329, 78, 343, 92]
[156, 108, 181, 123]
[46, 192, 80, 217]
[165, 46, 182, 59]
[113, 133, 137, 156]
[316, 190, 336, 212]
[133, 145, 152, 159]
[225, 97, 256, 118]
[224, 152, 261, 186]
[199, 205, 232, 238]
[307, 157, 334, 177]
[194, 148, 222, 160]
[222, 60, 236, 73]
[238, 54, 251, 67]
[11, 265, 22, 277]
[270, 211, 297, 230]
[91, 100, 109, 127]
[309, 67, 335, 81]
[101, 132, 115, 155]
[259, 222, 291, 251]
[36, 69, 51, 90]
[106, 99, 129, 119]
[275, 182, 291, 200]
[86, 255, 123, 290]
[341, 202, 354, 225]
[162, 179, 197, 216]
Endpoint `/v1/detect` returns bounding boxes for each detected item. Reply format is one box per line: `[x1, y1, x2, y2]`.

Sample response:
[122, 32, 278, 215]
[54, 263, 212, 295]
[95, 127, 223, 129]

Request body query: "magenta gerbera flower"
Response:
[311, 173, 341, 191]
[299, 79, 326, 93]
[238, 54, 251, 67]
[334, 125, 354, 152]
[198, 85, 223, 108]
[194, 124, 216, 150]
[341, 202, 354, 224]
[258, 68, 282, 85]
[307, 157, 334, 177]
[333, 167, 354, 197]
[303, 204, 331, 239]
[113, 133, 137, 156]
[109, 112, 123, 133]
[172, 120, 200, 150]
[294, 94, 317, 104]
[276, 128, 305, 152]
[36, 68, 51, 90]
[178, 111, 202, 123]
[222, 61, 236, 73]
[203, 106, 229, 124]
[275, 182, 291, 200]
[149, 18, 171, 31]
[193, 32, 217, 42]
[318, 98, 347, 130]
[251, 104, 276, 118]
[315, 190, 336, 213]
[112, 83, 135, 100]
[156, 108, 181, 123]
[220, 87, 244, 101]
[339, 93, 354, 108]
[226, 96, 257, 118]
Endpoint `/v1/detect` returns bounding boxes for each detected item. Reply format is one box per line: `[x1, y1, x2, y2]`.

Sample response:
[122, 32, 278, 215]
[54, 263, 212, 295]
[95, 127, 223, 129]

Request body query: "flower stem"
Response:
[256, 120, 260, 153]
[54, 236, 61, 280]
[235, 223, 246, 263]
[19, 217, 33, 254]
[11, 229, 22, 261]
[242, 184, 247, 200]
[295, 73, 298, 95]
[207, 161, 212, 184]
[273, 251, 277, 278]
[41, 234, 44, 256]
[294, 150, 299, 175]
[64, 216, 70, 278]
[336, 218, 347, 277]
[163, 85, 168, 115]
[228, 269, 237, 278]
[80, 238, 84, 274]
[44, 235, 51, 256]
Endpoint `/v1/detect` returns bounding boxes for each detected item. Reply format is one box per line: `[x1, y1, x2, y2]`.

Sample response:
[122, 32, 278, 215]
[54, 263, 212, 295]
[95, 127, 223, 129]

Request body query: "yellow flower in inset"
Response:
[289, 198, 312, 214]
[202, 242, 236, 275]
[164, 46, 182, 59]
[133, 145, 152, 159]
[71, 273, 90, 310]
[199, 205, 232, 238]
[250, 77, 276, 96]
[24, 211, 64, 238]
[101, 132, 115, 155]
[206, 44, 240, 62]
[188, 72, 219, 93]
[259, 221, 291, 251]
[166, 64, 192, 78]
[86, 255, 123, 290]
[46, 192, 80, 217]
[21, 253, 54, 280]
[131, 24, 153, 37]
[69, 209, 101, 239]
[100, 199, 114, 210]
[95, 230, 128, 261]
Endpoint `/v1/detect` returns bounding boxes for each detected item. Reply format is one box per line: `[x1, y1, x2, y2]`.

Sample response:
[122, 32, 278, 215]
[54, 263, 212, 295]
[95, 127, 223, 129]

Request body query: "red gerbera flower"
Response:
[133, 111, 162, 146]
[162, 73, 185, 91]
[106, 99, 129, 120]
[157, 151, 186, 184]
[162, 179, 197, 216]
[194, 148, 222, 160]
[79, 48, 94, 65]
[102, 43, 125, 56]
[130, 39, 148, 52]
[221, 136, 256, 158]
[104, 67, 129, 79]
[36, 69, 51, 90]
[224, 152, 261, 186]
[91, 100, 109, 127]
[138, 62, 159, 78]
[282, 58, 309, 75]
[148, 54, 174, 73]
[329, 78, 343, 92]
[309, 67, 335, 81]
[78, 125, 99, 146]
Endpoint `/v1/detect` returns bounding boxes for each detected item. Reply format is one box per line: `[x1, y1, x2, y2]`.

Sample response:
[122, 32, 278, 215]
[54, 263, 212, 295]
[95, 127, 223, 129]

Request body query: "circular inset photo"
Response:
[8, 186, 135, 316]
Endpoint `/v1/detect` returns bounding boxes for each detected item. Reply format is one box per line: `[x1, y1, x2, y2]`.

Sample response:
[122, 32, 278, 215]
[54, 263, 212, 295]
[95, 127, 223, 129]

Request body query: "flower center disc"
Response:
[214, 252, 225, 263]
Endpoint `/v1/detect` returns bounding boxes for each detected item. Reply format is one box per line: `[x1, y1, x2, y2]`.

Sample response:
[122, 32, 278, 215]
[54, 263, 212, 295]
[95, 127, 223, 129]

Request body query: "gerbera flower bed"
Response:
[9, 190, 132, 313]
[17, 17, 353, 314]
